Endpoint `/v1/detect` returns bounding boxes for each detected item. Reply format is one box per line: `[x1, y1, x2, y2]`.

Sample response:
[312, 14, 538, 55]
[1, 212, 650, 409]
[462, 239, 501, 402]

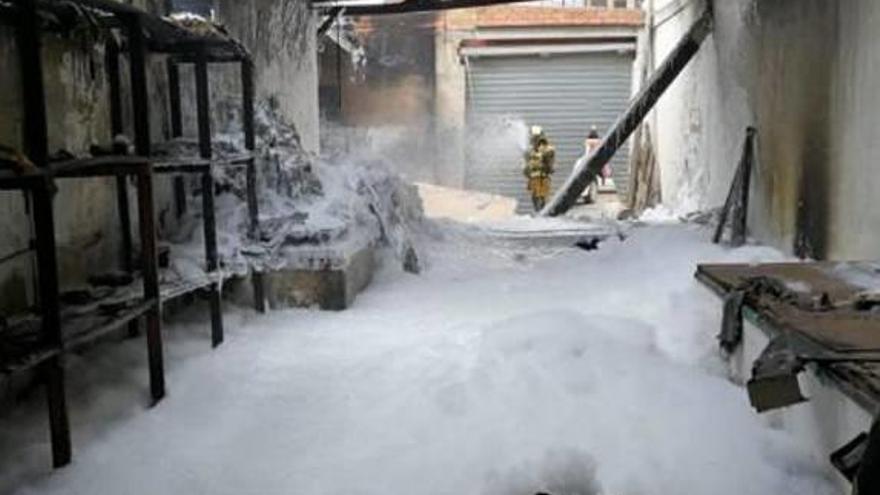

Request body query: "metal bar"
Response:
[0, 244, 34, 266]
[106, 39, 135, 274]
[195, 51, 224, 346]
[543, 8, 713, 216]
[241, 60, 265, 313]
[202, 171, 223, 347]
[115, 177, 134, 272]
[154, 162, 211, 174]
[167, 60, 183, 138]
[63, 299, 156, 349]
[170, 54, 244, 64]
[124, 13, 150, 337]
[16, 3, 70, 467]
[195, 54, 212, 160]
[241, 61, 256, 153]
[126, 14, 151, 157]
[32, 178, 71, 468]
[169, 60, 188, 222]
[106, 39, 124, 137]
[135, 167, 165, 403]
[16, 0, 48, 166]
[173, 175, 187, 218]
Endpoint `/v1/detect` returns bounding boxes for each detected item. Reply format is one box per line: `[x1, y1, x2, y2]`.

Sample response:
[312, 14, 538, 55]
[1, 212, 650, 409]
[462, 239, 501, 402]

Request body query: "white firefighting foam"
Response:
[0, 223, 837, 495]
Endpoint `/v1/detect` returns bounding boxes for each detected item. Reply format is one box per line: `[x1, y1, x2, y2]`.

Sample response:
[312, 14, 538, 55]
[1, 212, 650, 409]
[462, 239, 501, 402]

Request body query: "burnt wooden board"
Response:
[696, 261, 880, 352]
[697, 261, 880, 410]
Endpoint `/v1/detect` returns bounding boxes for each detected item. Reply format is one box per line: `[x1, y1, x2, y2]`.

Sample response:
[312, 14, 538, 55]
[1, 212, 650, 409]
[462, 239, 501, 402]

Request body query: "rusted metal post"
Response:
[32, 178, 72, 468]
[17, 3, 71, 467]
[17, 0, 48, 167]
[106, 38, 134, 274]
[195, 51, 224, 346]
[126, 14, 150, 157]
[125, 13, 152, 340]
[542, 8, 714, 216]
[167, 59, 183, 138]
[135, 167, 165, 402]
[241, 59, 266, 312]
[166, 59, 187, 218]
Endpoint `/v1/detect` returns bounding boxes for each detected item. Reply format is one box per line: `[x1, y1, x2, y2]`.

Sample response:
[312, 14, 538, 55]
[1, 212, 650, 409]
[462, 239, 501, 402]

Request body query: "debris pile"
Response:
[160, 100, 424, 279]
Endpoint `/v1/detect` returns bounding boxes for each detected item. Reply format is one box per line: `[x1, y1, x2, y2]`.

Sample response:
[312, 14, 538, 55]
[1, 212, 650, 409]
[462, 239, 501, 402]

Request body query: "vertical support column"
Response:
[168, 60, 183, 138]
[126, 14, 151, 340]
[241, 59, 265, 313]
[135, 167, 165, 402]
[17, 0, 48, 167]
[195, 51, 223, 347]
[167, 59, 187, 218]
[18, 3, 71, 468]
[32, 178, 71, 468]
[127, 15, 150, 157]
[106, 38, 134, 274]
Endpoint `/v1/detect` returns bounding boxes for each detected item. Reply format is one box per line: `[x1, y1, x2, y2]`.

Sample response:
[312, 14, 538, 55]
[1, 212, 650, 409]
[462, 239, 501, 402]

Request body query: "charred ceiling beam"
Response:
[316, 0, 534, 16]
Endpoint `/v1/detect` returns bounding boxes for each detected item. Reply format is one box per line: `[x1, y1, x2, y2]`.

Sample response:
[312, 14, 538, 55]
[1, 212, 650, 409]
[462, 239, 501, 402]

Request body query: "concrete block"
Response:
[264, 243, 376, 311]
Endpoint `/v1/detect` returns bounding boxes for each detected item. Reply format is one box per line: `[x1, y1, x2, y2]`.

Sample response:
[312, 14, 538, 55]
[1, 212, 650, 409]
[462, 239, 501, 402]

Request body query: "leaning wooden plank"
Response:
[730, 128, 757, 247]
[542, 8, 714, 217]
[713, 139, 746, 244]
[713, 127, 756, 245]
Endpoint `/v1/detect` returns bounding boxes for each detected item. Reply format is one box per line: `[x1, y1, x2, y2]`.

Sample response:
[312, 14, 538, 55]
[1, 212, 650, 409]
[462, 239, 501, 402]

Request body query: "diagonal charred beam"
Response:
[318, 7, 344, 36]
[542, 8, 713, 217]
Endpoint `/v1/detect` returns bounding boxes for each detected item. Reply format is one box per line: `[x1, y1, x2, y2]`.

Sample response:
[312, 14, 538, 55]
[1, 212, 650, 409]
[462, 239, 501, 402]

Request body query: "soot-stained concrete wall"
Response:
[0, 0, 173, 314]
[318, 13, 440, 184]
[650, 0, 863, 259]
[0, 0, 319, 314]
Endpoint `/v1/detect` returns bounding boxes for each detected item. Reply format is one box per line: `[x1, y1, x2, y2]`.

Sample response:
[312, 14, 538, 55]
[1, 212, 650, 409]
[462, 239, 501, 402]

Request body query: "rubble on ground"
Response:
[158, 99, 425, 280]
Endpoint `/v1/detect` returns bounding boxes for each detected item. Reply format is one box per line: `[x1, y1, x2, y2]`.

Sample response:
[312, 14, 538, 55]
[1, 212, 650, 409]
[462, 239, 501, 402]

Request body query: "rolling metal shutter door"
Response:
[465, 51, 634, 211]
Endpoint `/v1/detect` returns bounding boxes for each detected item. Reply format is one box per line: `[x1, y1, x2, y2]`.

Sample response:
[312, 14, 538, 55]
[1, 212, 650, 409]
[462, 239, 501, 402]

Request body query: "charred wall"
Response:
[318, 13, 439, 183]
[651, 0, 848, 259]
[320, 13, 436, 126]
[0, 0, 173, 314]
[0, 0, 319, 315]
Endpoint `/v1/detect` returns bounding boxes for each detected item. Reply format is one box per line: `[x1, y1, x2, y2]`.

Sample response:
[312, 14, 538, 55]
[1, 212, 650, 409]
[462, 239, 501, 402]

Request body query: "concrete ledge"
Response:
[264, 244, 376, 311]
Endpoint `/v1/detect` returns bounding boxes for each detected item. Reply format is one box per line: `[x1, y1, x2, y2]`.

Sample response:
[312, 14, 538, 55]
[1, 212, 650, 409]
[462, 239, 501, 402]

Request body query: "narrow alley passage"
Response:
[0, 222, 836, 495]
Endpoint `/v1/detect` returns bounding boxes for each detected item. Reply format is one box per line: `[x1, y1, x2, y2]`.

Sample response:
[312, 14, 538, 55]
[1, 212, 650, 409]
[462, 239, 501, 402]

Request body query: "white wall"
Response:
[217, 0, 320, 152]
[827, 1, 880, 259]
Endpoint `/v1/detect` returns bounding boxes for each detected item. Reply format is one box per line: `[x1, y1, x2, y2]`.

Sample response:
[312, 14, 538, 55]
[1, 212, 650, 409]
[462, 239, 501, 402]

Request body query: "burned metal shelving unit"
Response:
[0, 0, 165, 468]
[102, 2, 267, 349]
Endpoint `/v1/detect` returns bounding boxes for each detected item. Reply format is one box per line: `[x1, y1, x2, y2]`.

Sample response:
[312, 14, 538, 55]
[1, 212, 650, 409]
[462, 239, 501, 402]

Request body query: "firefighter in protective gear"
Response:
[523, 126, 556, 211]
